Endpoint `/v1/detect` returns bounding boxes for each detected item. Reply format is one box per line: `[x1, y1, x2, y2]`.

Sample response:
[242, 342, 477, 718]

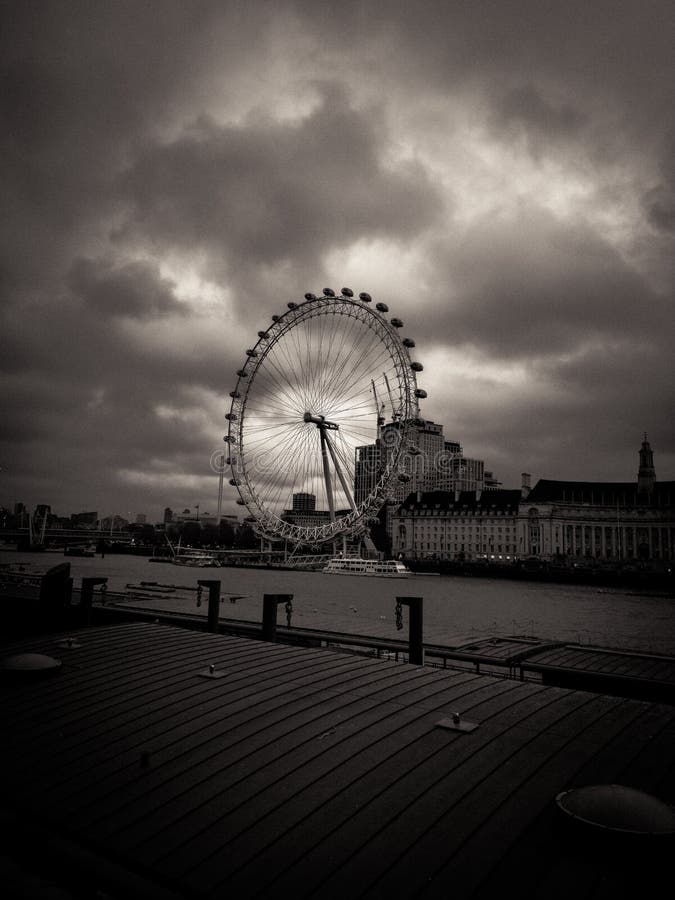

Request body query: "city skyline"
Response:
[2, 2, 674, 524]
[4, 426, 668, 528]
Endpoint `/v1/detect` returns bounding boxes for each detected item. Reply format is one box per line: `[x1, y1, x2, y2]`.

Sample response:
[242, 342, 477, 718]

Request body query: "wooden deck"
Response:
[1, 622, 674, 898]
[453, 636, 675, 703]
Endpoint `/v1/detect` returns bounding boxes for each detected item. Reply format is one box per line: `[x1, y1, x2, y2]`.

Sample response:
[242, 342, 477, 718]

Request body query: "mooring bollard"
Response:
[396, 596, 424, 665]
[80, 577, 108, 627]
[262, 594, 294, 642]
[197, 580, 221, 633]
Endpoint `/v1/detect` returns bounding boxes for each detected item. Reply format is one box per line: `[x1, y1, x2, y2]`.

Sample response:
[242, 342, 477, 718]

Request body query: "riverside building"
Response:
[519, 436, 673, 565]
[391, 437, 674, 569]
[391, 489, 521, 561]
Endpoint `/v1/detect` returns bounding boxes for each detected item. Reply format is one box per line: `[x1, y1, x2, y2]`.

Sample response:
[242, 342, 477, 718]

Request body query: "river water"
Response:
[4, 550, 674, 655]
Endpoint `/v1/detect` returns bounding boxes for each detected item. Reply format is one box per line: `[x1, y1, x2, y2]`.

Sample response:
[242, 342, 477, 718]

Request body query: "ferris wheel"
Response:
[224, 288, 426, 544]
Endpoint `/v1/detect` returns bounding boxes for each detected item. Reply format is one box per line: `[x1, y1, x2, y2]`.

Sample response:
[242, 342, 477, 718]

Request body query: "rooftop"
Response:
[401, 489, 522, 512]
[526, 479, 675, 506]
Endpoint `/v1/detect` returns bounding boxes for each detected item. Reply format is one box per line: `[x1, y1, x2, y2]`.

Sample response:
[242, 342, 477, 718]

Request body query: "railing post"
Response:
[262, 594, 293, 642]
[80, 577, 107, 627]
[38, 562, 72, 629]
[198, 580, 221, 633]
[396, 596, 424, 665]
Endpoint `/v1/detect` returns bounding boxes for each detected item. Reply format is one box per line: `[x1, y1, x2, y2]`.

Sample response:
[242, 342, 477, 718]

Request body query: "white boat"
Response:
[322, 557, 411, 577]
[173, 550, 220, 567]
[164, 537, 220, 567]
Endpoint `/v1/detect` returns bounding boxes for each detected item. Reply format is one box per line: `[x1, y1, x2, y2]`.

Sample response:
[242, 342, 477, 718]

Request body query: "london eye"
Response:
[224, 288, 425, 545]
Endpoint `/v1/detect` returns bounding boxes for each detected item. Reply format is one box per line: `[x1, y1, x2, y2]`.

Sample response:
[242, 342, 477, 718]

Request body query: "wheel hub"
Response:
[303, 412, 339, 430]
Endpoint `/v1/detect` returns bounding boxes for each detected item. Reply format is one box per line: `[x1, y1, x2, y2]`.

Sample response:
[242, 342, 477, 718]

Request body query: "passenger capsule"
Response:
[376, 302, 389, 312]
[287, 302, 298, 309]
[304, 292, 317, 301]
[398, 473, 411, 482]
[341, 287, 354, 297]
[229, 390, 240, 398]
[272, 315, 280, 321]
[415, 388, 428, 399]
[246, 349, 258, 357]
[236, 369, 248, 377]
[229, 478, 238, 486]
[223, 435, 231, 443]
[411, 361, 423, 372]
[236, 499, 246, 505]
[225, 412, 237, 421]
[359, 292, 372, 302]
[323, 288, 335, 297]
[390, 317, 403, 327]
[224, 457, 232, 465]
[402, 338, 416, 348]
[258, 330, 268, 338]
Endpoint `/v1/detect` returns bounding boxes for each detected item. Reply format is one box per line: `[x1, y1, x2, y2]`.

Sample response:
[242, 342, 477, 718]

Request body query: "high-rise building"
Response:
[354, 444, 381, 506]
[354, 419, 486, 503]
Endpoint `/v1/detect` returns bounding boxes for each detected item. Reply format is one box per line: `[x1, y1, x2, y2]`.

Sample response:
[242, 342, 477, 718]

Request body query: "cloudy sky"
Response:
[2, 0, 674, 523]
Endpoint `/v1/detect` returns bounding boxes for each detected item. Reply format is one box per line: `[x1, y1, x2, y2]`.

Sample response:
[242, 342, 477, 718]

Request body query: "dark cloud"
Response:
[68, 257, 188, 319]
[490, 85, 587, 159]
[643, 186, 675, 233]
[422, 206, 670, 358]
[117, 84, 443, 287]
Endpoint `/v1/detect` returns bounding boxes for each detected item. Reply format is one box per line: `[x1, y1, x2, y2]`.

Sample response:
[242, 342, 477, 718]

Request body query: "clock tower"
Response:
[637, 433, 656, 500]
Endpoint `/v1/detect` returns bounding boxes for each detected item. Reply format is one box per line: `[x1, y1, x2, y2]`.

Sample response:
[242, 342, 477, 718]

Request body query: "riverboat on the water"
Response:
[323, 557, 411, 577]
[172, 550, 220, 567]
[160, 537, 220, 567]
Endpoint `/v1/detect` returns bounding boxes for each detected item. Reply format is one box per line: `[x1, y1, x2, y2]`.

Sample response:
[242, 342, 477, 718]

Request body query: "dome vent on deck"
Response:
[1, 653, 62, 680]
[556, 784, 675, 839]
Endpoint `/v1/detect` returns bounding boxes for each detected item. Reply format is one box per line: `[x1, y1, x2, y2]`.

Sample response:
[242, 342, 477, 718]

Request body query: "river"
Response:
[4, 550, 674, 655]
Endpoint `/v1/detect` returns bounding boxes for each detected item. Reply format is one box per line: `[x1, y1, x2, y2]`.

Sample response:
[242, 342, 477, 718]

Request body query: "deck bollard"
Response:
[396, 596, 424, 665]
[80, 577, 108, 627]
[262, 594, 294, 642]
[198, 580, 221, 633]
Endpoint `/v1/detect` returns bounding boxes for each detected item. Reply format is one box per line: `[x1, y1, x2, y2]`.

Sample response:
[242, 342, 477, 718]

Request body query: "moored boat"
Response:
[322, 557, 411, 577]
[63, 545, 96, 558]
[172, 550, 221, 567]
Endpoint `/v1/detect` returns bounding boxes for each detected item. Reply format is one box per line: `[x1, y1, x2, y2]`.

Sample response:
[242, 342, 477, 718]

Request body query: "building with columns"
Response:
[390, 437, 674, 568]
[520, 437, 673, 564]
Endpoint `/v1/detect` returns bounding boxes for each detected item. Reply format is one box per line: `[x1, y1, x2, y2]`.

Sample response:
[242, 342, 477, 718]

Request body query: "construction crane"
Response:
[371, 379, 386, 440]
[383, 373, 401, 422]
